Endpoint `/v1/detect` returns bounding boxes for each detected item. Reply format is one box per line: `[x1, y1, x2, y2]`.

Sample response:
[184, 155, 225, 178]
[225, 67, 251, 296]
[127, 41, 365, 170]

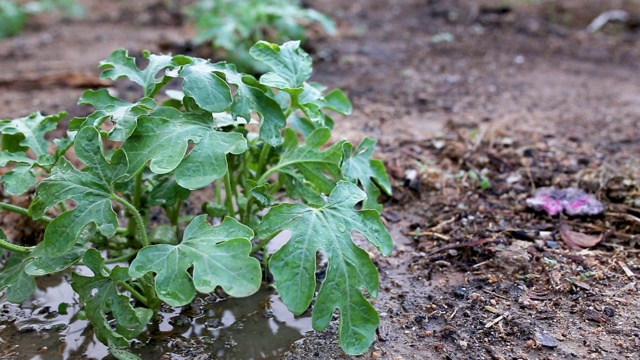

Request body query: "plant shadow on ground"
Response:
[2, 0, 640, 359]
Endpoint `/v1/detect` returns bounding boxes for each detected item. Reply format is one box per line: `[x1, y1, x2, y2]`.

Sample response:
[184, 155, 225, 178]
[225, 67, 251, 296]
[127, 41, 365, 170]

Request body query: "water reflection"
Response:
[0, 273, 311, 359]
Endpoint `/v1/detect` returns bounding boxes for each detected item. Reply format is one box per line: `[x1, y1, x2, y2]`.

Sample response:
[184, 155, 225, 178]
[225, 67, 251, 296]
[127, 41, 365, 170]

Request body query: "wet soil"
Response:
[2, 0, 640, 359]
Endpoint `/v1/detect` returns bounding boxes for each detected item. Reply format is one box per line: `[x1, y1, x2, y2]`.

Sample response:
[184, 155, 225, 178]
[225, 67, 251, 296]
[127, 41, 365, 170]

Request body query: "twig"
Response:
[404, 231, 451, 241]
[482, 289, 510, 301]
[485, 312, 508, 329]
[430, 216, 457, 232]
[472, 260, 492, 268]
[426, 238, 497, 257]
[619, 261, 636, 278]
[448, 306, 459, 321]
[606, 212, 640, 225]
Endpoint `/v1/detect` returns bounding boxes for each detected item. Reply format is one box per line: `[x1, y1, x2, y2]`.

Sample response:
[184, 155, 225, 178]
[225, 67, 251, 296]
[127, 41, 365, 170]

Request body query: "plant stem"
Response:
[223, 170, 236, 218]
[0, 238, 34, 254]
[257, 162, 297, 184]
[127, 171, 144, 241]
[268, 180, 283, 195]
[101, 265, 149, 306]
[147, 76, 173, 98]
[140, 274, 160, 309]
[101, 245, 160, 309]
[103, 250, 138, 264]
[0, 202, 52, 224]
[215, 180, 222, 206]
[242, 152, 251, 198]
[119, 280, 150, 307]
[256, 143, 271, 179]
[112, 194, 149, 248]
[242, 198, 254, 224]
[251, 233, 277, 254]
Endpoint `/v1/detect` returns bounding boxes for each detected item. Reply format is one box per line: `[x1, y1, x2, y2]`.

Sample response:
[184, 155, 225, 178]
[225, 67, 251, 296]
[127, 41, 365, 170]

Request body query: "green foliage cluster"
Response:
[0, 0, 83, 39]
[0, 41, 392, 356]
[185, 0, 335, 72]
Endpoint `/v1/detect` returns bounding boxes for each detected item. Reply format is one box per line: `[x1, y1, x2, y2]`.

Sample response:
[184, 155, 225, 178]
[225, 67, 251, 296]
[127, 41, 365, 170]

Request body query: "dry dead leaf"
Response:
[559, 224, 603, 249]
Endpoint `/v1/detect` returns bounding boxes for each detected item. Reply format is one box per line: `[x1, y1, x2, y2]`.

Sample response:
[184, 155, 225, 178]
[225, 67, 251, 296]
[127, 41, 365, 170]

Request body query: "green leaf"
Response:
[178, 58, 232, 113]
[246, 179, 272, 208]
[274, 128, 344, 198]
[24, 242, 86, 276]
[72, 249, 153, 348]
[295, 84, 347, 127]
[29, 127, 128, 256]
[203, 202, 228, 218]
[99, 49, 177, 97]
[0, 111, 66, 159]
[76, 89, 156, 141]
[0, 252, 35, 303]
[1, 163, 35, 195]
[149, 225, 178, 245]
[342, 138, 391, 211]
[109, 344, 142, 360]
[324, 89, 352, 115]
[250, 41, 312, 95]
[121, 106, 247, 190]
[211, 63, 286, 146]
[148, 174, 190, 207]
[129, 216, 260, 306]
[258, 181, 393, 355]
[0, 112, 67, 194]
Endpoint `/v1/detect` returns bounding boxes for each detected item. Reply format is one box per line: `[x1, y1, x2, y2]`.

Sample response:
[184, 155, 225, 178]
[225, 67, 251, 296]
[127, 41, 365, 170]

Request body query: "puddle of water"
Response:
[0, 268, 312, 359]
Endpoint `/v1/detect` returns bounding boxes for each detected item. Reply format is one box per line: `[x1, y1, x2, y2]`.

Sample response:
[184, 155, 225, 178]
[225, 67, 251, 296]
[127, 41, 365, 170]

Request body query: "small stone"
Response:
[535, 332, 558, 348]
[459, 340, 468, 349]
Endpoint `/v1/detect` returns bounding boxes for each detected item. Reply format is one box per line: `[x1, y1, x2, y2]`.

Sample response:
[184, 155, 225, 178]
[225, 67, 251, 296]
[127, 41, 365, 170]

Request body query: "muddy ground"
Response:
[1, 0, 640, 359]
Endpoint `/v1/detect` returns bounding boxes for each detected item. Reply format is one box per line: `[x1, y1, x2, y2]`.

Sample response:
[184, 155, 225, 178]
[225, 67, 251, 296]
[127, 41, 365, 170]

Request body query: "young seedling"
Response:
[0, 40, 392, 356]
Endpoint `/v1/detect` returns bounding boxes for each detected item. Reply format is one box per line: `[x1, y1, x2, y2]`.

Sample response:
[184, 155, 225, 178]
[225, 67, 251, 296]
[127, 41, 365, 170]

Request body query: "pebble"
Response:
[535, 332, 558, 348]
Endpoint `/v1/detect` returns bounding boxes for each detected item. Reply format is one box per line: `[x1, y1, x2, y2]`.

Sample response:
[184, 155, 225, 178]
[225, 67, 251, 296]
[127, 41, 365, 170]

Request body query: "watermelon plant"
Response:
[0, 0, 83, 39]
[0, 41, 392, 356]
[185, 0, 335, 72]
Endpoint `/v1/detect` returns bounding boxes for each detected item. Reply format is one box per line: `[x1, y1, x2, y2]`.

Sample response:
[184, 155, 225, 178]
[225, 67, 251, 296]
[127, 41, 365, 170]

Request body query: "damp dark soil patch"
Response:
[2, 0, 640, 359]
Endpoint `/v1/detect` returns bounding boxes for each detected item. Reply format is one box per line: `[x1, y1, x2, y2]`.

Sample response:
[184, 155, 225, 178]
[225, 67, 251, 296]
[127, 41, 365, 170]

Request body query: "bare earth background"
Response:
[2, 0, 640, 359]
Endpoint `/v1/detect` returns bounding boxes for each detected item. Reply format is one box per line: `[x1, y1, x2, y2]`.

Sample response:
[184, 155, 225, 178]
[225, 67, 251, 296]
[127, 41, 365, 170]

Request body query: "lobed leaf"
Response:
[178, 58, 232, 113]
[210, 62, 286, 146]
[24, 242, 86, 276]
[0, 251, 35, 303]
[275, 127, 344, 201]
[99, 49, 177, 97]
[129, 216, 261, 306]
[0, 111, 65, 159]
[342, 138, 391, 211]
[258, 181, 393, 355]
[0, 231, 85, 303]
[250, 41, 312, 95]
[0, 112, 67, 194]
[1, 163, 35, 195]
[74, 89, 156, 141]
[121, 106, 247, 190]
[29, 127, 128, 256]
[72, 249, 153, 348]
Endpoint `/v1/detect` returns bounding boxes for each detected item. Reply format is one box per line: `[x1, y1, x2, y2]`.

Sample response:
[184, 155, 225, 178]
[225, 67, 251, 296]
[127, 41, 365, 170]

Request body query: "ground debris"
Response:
[535, 331, 559, 348]
[526, 187, 604, 216]
[559, 224, 604, 249]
